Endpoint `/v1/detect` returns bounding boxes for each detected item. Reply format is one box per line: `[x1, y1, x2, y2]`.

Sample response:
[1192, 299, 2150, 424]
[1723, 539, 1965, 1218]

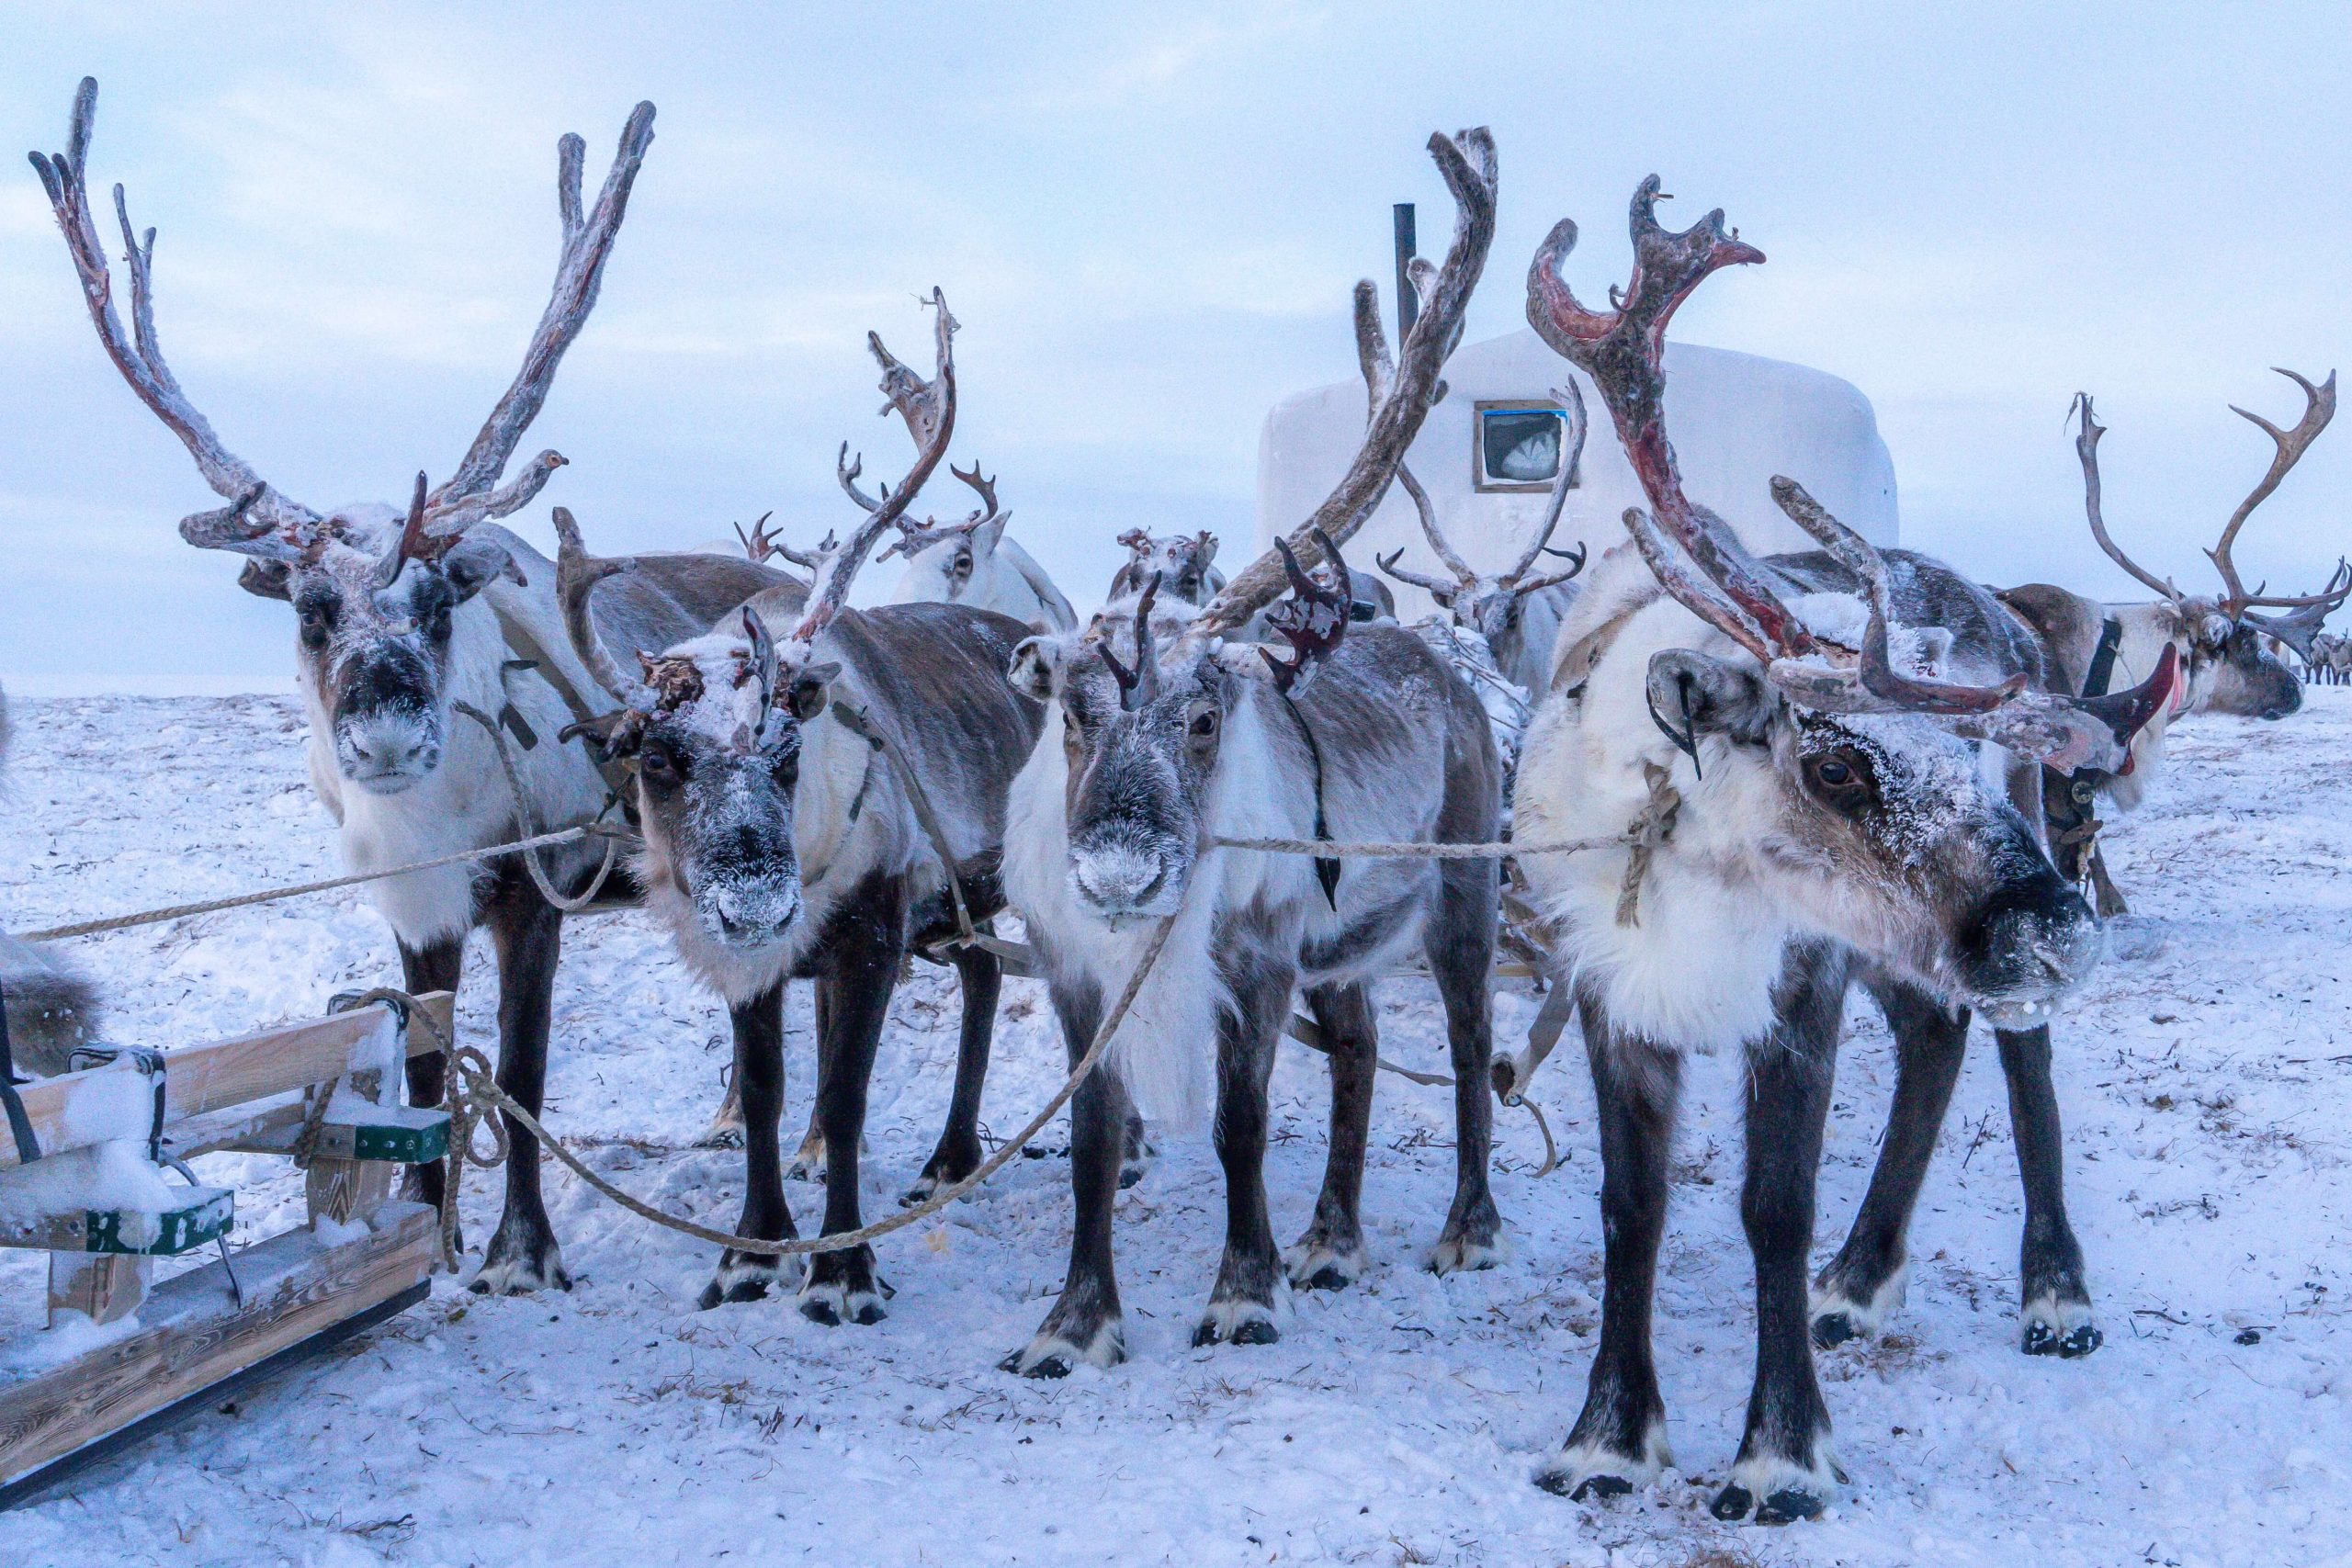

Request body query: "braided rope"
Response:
[13, 825, 629, 943]
[385, 914, 1181, 1262]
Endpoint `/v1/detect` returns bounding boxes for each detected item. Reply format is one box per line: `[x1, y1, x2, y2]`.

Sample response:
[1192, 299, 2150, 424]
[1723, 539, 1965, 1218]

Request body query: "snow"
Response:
[3, 688, 2351, 1566]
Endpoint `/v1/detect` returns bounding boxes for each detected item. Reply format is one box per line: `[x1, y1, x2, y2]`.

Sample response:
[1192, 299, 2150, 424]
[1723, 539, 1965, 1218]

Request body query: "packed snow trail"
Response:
[3, 690, 2349, 1567]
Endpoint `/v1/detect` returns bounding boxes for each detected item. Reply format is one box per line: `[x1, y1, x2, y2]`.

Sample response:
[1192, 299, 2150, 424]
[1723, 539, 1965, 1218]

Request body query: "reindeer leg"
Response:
[796, 871, 905, 1327]
[1194, 944, 1292, 1348]
[1429, 857, 1502, 1273]
[1713, 944, 1847, 1525]
[2086, 846, 2129, 919]
[787, 981, 832, 1182]
[1284, 981, 1374, 1291]
[699, 981, 798, 1307]
[471, 868, 571, 1295]
[696, 1071, 746, 1150]
[1119, 1111, 1157, 1190]
[1996, 1023, 2101, 1357]
[904, 943, 998, 1205]
[396, 935, 463, 1250]
[1536, 997, 1679, 1502]
[1813, 974, 1968, 1347]
[1002, 976, 1128, 1376]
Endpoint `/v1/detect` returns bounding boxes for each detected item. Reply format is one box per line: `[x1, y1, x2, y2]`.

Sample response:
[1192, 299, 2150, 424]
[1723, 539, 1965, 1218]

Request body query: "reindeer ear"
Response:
[789, 660, 841, 721]
[1008, 635, 1069, 701]
[441, 536, 524, 603]
[2199, 612, 2234, 649]
[558, 708, 641, 761]
[1645, 649, 1771, 748]
[1902, 626, 1955, 679]
[239, 559, 293, 601]
[973, 516, 1008, 555]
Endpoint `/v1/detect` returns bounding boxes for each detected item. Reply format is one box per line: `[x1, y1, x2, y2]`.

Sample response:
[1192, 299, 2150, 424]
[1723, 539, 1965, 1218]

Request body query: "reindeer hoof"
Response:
[1538, 1471, 1633, 1502]
[469, 1230, 571, 1296]
[999, 1348, 1072, 1379]
[1811, 1311, 1864, 1348]
[1711, 1482, 1826, 1525]
[2020, 1295, 2101, 1358]
[1282, 1238, 1365, 1292]
[797, 1279, 886, 1327]
[695, 1125, 745, 1151]
[1192, 1301, 1281, 1348]
[1001, 1319, 1124, 1378]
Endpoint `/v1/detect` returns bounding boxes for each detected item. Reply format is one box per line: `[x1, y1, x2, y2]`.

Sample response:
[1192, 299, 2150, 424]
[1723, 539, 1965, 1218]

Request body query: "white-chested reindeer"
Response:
[555, 295, 1047, 1323]
[30, 79, 793, 1293]
[1374, 390, 1590, 692]
[865, 463, 1079, 631]
[1510, 179, 2174, 1521]
[996, 127, 1504, 1378]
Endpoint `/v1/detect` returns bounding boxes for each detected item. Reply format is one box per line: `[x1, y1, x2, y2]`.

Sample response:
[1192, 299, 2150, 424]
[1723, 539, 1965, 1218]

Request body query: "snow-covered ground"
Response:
[3, 688, 2350, 1568]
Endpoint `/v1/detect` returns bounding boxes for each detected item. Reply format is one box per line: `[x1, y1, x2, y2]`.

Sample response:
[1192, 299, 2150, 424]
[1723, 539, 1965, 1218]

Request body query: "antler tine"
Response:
[2243, 559, 2350, 658]
[1770, 477, 2024, 715]
[2071, 392, 2185, 606]
[836, 444, 888, 513]
[33, 78, 317, 541]
[1195, 129, 1497, 638]
[952, 461, 1003, 527]
[1374, 547, 1462, 600]
[1396, 463, 1476, 587]
[1101, 572, 1163, 712]
[425, 450, 568, 534]
[1622, 507, 1776, 666]
[433, 100, 656, 513]
[1261, 528, 1354, 694]
[550, 506, 656, 710]
[1504, 380, 1589, 585]
[2211, 368, 2339, 611]
[790, 289, 959, 646]
[1527, 177, 1803, 655]
[372, 471, 433, 590]
[741, 604, 780, 737]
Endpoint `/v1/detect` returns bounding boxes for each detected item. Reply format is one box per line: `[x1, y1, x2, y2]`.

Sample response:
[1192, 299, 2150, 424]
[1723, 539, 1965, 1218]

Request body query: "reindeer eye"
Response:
[1804, 750, 1874, 815]
[1189, 709, 1218, 739]
[640, 746, 680, 783]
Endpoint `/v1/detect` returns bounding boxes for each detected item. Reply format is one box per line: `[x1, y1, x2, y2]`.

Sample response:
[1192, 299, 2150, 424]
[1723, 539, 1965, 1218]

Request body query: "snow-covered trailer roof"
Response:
[1254, 327, 1897, 617]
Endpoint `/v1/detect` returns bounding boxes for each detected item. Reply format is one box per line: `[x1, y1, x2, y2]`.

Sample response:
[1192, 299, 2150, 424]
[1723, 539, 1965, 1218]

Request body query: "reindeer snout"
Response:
[1069, 844, 1172, 917]
[1960, 868, 2099, 1024]
[334, 713, 442, 791]
[699, 879, 802, 948]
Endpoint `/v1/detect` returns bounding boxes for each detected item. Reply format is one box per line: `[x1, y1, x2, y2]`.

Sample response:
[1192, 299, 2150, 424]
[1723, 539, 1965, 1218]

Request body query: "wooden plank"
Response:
[0, 1201, 436, 1492]
[306, 1159, 395, 1230]
[0, 1189, 233, 1256]
[408, 990, 456, 1056]
[0, 1006, 401, 1172]
[46, 1256, 149, 1329]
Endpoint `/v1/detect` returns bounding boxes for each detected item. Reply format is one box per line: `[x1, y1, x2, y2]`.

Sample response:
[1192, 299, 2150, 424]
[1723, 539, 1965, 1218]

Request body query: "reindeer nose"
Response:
[1071, 848, 1168, 913]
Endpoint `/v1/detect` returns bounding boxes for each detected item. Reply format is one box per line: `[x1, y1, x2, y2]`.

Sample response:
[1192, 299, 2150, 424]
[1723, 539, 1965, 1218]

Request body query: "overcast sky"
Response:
[6, 3, 2348, 693]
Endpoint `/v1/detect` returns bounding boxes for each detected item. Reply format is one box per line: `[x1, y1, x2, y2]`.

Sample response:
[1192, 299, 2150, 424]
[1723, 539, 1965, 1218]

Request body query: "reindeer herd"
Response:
[17, 79, 2351, 1528]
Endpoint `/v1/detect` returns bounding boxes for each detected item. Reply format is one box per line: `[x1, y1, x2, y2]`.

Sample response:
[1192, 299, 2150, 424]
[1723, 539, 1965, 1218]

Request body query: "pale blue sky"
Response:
[6, 3, 2348, 692]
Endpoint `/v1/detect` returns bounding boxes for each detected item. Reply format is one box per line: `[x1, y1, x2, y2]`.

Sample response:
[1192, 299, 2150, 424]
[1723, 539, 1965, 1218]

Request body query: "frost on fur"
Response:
[0, 933, 100, 1079]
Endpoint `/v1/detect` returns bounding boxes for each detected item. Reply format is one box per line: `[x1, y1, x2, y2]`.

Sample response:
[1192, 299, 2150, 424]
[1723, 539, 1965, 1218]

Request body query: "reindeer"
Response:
[0, 684, 102, 1084]
[995, 127, 1500, 1378]
[555, 295, 1049, 1321]
[1374, 387, 1590, 692]
[1113, 528, 1397, 623]
[30, 79, 795, 1293]
[866, 464, 1079, 631]
[1510, 179, 2174, 1520]
[1991, 379, 2349, 914]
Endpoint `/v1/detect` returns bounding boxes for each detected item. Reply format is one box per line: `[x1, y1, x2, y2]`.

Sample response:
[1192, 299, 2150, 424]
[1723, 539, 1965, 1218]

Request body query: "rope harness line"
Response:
[10, 823, 639, 943]
[370, 914, 1182, 1263]
[453, 700, 625, 915]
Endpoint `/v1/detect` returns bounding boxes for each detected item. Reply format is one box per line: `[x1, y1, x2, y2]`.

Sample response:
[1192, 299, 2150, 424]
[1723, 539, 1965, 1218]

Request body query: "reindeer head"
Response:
[2072, 377, 2348, 720]
[559, 297, 957, 951]
[1525, 178, 2177, 1029]
[1011, 125, 1498, 925]
[1375, 382, 1588, 662]
[32, 78, 653, 794]
[1110, 530, 1226, 606]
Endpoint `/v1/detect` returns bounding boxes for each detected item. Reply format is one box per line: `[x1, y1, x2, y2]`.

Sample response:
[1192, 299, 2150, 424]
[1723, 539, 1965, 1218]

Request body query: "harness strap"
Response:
[829, 698, 981, 949]
[485, 599, 634, 799]
[1274, 689, 1340, 908]
[2084, 615, 2124, 700]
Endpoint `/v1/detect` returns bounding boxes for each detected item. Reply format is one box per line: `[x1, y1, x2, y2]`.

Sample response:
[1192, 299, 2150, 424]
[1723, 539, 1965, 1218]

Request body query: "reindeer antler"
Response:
[877, 461, 1008, 561]
[32, 77, 322, 553]
[1194, 128, 1497, 638]
[1526, 177, 1795, 656]
[789, 289, 959, 648]
[425, 100, 656, 531]
[1100, 573, 1162, 712]
[1543, 175, 2170, 773]
[551, 506, 657, 711]
[1261, 530, 1353, 694]
[2073, 372, 2345, 619]
[2212, 369, 2340, 613]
